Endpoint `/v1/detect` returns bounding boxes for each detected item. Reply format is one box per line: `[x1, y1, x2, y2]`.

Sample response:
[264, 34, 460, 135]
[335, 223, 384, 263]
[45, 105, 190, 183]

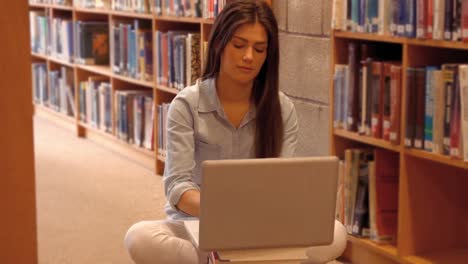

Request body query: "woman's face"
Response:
[219, 22, 268, 85]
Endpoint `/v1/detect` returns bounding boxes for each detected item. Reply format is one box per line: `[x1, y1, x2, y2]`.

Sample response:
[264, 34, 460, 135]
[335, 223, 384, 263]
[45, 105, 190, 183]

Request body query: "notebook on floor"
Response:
[184, 156, 339, 256]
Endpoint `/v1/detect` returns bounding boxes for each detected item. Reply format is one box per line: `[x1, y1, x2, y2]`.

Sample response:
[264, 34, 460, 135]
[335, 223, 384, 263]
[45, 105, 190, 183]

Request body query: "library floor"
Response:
[34, 116, 166, 264]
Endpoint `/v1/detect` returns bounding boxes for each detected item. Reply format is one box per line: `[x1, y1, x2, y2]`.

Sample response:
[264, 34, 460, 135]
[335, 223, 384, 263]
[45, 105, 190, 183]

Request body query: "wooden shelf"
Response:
[111, 10, 153, 19]
[333, 31, 468, 50]
[76, 64, 112, 77]
[333, 31, 406, 44]
[348, 236, 400, 263]
[404, 148, 468, 170]
[112, 73, 154, 88]
[155, 15, 204, 24]
[29, 3, 49, 8]
[48, 56, 74, 67]
[31, 52, 48, 60]
[403, 249, 468, 264]
[74, 6, 110, 14]
[407, 38, 468, 50]
[50, 4, 73, 11]
[156, 85, 179, 94]
[333, 129, 401, 152]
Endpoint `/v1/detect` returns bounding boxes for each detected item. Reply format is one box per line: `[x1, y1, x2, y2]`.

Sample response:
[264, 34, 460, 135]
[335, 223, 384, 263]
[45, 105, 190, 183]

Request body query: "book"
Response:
[449, 66, 462, 158]
[404, 68, 417, 147]
[370, 149, 399, 244]
[389, 64, 402, 145]
[371, 61, 383, 138]
[442, 64, 457, 155]
[346, 42, 360, 132]
[459, 65, 468, 162]
[432, 69, 445, 154]
[414, 68, 426, 150]
[424, 66, 439, 152]
[382, 62, 393, 141]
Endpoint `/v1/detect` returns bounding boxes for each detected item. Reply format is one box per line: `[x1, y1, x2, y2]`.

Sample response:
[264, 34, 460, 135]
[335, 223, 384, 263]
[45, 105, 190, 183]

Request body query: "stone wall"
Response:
[273, 0, 333, 156]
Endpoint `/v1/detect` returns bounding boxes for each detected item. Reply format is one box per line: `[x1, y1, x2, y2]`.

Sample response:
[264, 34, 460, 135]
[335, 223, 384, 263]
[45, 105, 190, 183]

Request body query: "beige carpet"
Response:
[34, 116, 167, 264]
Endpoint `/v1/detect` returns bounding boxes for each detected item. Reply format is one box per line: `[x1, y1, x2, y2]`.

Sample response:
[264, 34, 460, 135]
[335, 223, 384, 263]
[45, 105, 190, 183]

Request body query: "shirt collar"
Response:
[198, 77, 257, 127]
[198, 78, 220, 113]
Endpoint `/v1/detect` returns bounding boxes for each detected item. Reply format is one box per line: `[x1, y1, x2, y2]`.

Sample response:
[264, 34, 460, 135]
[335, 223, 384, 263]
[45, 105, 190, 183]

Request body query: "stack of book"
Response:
[155, 31, 201, 90]
[335, 148, 399, 245]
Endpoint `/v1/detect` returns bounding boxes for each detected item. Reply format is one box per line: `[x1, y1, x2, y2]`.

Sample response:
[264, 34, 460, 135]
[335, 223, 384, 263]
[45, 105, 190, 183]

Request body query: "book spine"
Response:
[378, 0, 390, 35]
[427, 0, 434, 38]
[442, 64, 456, 155]
[405, 68, 416, 147]
[416, 0, 427, 38]
[397, 0, 407, 36]
[414, 68, 426, 150]
[463, 1, 468, 42]
[347, 42, 360, 132]
[433, 0, 445, 40]
[406, 0, 416, 37]
[449, 66, 461, 158]
[452, 0, 462, 41]
[432, 70, 445, 154]
[444, 0, 453, 40]
[371, 61, 383, 138]
[459, 65, 468, 162]
[424, 66, 437, 152]
[389, 65, 402, 145]
[382, 63, 392, 141]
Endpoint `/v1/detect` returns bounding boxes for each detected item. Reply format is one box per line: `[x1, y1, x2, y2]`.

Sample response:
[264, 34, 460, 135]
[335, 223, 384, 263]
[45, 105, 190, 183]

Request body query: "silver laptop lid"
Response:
[199, 156, 339, 251]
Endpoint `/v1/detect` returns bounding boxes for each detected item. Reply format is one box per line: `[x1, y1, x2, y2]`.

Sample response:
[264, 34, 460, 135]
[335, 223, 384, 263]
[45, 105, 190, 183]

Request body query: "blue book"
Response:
[405, 0, 416, 37]
[424, 66, 439, 152]
[397, 0, 407, 36]
[351, 0, 361, 31]
[366, 0, 379, 33]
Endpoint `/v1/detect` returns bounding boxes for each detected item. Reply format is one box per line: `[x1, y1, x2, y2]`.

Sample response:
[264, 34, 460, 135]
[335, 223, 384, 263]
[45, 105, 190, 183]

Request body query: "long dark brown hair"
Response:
[202, 0, 283, 158]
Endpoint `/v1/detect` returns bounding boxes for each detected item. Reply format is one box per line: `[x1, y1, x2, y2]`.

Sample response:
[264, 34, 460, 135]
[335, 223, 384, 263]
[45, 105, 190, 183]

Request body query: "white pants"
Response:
[124, 220, 347, 264]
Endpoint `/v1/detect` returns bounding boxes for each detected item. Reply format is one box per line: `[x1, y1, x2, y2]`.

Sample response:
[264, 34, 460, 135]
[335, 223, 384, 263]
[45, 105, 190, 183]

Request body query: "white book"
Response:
[433, 0, 445, 40]
[331, 0, 344, 30]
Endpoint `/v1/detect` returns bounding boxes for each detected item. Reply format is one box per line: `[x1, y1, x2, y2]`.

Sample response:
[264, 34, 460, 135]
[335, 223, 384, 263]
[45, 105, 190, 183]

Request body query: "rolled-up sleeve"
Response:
[280, 95, 299, 157]
[163, 96, 200, 211]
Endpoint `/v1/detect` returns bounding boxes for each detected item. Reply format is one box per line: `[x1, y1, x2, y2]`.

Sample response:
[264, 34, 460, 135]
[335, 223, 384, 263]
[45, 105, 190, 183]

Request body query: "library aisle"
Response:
[33, 115, 166, 264]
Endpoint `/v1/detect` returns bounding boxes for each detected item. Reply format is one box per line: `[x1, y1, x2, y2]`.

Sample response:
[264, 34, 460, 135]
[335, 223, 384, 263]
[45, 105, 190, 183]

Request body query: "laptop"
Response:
[184, 156, 339, 253]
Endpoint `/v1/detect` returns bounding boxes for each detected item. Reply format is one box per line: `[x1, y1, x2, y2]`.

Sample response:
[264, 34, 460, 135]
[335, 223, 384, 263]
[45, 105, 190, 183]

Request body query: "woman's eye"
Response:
[255, 48, 265, 53]
[233, 44, 244, 49]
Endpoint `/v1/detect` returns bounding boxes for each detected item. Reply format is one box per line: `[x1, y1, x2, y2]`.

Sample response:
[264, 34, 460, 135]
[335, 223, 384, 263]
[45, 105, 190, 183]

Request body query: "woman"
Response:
[125, 1, 346, 263]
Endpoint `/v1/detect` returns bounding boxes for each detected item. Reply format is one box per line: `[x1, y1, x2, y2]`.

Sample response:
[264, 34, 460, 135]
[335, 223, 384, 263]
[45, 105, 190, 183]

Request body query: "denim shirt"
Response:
[163, 78, 299, 220]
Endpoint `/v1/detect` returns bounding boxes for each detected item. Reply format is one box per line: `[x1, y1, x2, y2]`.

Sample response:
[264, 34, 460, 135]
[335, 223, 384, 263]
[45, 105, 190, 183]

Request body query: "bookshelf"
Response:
[330, 28, 468, 264]
[28, 0, 271, 175]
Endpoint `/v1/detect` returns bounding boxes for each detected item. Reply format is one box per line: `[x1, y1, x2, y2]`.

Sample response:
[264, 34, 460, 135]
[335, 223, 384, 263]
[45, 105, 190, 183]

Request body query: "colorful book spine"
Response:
[424, 66, 438, 152]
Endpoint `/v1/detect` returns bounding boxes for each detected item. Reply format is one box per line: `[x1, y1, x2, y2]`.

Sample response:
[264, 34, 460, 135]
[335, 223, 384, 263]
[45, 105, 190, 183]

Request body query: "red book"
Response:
[463, 1, 468, 42]
[416, 0, 428, 38]
[371, 62, 384, 139]
[427, 0, 434, 39]
[371, 149, 399, 244]
[389, 65, 402, 145]
[450, 67, 462, 158]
